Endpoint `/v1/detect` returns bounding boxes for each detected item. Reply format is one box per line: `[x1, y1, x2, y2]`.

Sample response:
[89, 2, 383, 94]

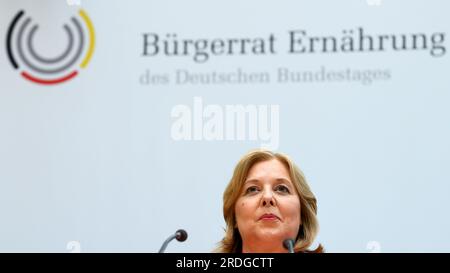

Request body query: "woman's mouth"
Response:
[259, 213, 280, 221]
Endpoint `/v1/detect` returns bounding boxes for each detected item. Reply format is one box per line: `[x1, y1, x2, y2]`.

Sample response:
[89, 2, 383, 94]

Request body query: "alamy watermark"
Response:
[366, 241, 382, 253]
[366, 0, 382, 6]
[67, 241, 82, 253]
[171, 97, 280, 150]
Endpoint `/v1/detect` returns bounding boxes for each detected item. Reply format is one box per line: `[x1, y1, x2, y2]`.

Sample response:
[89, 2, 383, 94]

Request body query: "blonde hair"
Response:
[216, 149, 323, 253]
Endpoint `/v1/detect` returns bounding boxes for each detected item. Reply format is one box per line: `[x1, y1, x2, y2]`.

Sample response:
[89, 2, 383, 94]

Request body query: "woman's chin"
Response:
[253, 227, 286, 241]
[242, 232, 288, 253]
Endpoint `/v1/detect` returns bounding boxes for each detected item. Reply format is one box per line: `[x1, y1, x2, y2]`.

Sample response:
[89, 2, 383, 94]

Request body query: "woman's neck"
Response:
[241, 241, 289, 253]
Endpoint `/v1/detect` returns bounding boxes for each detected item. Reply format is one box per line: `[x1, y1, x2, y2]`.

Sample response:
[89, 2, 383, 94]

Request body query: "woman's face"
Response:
[234, 158, 301, 253]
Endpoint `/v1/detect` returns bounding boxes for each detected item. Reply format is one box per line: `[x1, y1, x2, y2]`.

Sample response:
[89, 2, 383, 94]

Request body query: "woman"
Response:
[216, 149, 323, 253]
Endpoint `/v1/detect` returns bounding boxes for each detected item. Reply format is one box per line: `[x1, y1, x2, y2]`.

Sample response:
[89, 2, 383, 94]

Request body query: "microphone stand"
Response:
[158, 229, 188, 253]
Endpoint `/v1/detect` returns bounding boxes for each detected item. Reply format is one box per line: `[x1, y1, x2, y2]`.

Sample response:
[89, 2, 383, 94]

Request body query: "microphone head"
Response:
[283, 238, 295, 251]
[175, 229, 188, 242]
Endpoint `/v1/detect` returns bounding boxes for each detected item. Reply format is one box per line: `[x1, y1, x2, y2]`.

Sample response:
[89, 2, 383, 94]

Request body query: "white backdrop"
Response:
[0, 0, 449, 252]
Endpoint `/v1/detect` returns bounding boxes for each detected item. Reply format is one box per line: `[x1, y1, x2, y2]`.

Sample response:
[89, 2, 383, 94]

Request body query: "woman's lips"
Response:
[259, 213, 280, 221]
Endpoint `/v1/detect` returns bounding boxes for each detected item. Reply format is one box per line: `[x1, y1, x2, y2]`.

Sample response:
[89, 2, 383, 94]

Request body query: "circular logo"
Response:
[6, 9, 95, 85]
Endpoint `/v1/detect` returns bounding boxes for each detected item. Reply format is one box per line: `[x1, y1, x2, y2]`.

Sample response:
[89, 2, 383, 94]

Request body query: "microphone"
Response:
[283, 238, 295, 253]
[158, 229, 188, 253]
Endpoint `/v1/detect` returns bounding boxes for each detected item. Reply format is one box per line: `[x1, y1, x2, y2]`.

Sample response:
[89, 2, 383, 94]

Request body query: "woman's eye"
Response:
[275, 185, 290, 194]
[245, 186, 259, 194]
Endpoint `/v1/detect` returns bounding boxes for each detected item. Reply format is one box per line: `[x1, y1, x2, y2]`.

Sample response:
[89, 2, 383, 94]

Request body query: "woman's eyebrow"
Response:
[244, 178, 260, 184]
[244, 178, 292, 184]
[276, 178, 292, 184]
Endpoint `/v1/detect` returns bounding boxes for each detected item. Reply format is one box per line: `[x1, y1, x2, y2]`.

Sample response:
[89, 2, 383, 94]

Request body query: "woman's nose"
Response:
[261, 189, 276, 207]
